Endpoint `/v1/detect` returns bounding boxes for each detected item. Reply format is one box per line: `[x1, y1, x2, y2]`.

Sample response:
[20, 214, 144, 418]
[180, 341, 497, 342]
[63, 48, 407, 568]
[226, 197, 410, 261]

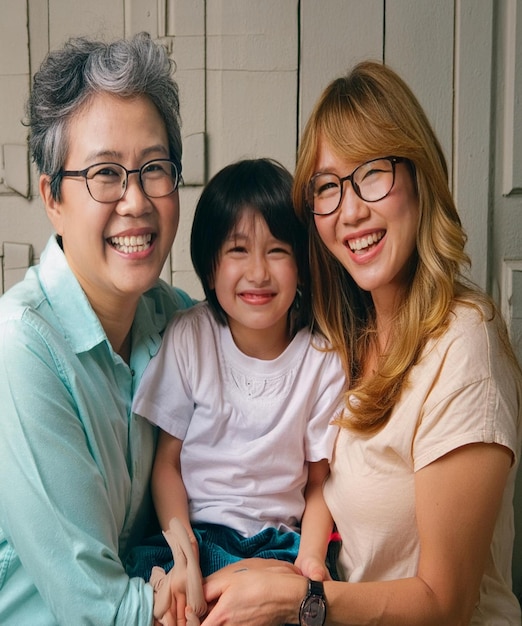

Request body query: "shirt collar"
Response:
[38, 235, 110, 354]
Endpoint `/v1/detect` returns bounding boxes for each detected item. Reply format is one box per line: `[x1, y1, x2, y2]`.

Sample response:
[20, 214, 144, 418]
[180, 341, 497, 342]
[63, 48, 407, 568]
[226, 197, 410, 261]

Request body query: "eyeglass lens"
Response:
[309, 157, 396, 215]
[85, 160, 178, 203]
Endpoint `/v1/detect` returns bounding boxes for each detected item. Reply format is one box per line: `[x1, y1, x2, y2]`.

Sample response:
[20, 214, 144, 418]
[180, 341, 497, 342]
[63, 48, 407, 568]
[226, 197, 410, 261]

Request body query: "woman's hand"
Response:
[201, 559, 307, 626]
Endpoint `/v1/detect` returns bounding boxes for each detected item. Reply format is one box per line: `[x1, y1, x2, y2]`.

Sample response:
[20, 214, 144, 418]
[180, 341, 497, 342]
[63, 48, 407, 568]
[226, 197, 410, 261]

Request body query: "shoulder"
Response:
[162, 301, 219, 344]
[0, 266, 45, 322]
[410, 301, 521, 468]
[417, 299, 521, 422]
[0, 265, 63, 359]
[168, 301, 216, 329]
[145, 279, 196, 312]
[308, 329, 335, 351]
[304, 330, 344, 368]
[411, 299, 521, 420]
[427, 301, 507, 370]
[0, 281, 71, 399]
[293, 329, 346, 390]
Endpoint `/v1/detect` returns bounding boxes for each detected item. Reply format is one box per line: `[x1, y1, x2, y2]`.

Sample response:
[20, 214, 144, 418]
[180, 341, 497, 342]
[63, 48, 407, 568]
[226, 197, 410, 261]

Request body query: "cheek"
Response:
[163, 196, 180, 233]
[313, 216, 335, 250]
[313, 216, 325, 243]
[213, 263, 234, 296]
[281, 265, 299, 295]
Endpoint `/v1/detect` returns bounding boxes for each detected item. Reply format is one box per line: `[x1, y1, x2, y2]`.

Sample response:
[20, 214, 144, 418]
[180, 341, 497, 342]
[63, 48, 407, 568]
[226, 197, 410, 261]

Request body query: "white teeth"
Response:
[348, 231, 384, 252]
[109, 233, 153, 253]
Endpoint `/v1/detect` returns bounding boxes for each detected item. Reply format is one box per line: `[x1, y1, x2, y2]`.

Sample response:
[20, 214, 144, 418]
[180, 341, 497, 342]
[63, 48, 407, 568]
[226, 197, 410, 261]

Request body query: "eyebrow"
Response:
[83, 144, 170, 163]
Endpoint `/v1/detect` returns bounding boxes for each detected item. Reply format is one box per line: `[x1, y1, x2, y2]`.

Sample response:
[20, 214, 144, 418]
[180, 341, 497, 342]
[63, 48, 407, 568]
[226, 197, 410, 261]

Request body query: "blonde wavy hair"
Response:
[294, 60, 510, 433]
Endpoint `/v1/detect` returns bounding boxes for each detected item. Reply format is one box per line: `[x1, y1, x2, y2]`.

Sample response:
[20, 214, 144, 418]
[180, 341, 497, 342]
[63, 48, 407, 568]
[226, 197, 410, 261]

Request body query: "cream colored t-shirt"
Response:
[324, 303, 522, 625]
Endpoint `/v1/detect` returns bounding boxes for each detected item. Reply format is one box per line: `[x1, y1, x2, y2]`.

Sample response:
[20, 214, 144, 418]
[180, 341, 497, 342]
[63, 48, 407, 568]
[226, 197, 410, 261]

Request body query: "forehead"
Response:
[226, 209, 269, 238]
[64, 93, 169, 166]
[314, 137, 358, 174]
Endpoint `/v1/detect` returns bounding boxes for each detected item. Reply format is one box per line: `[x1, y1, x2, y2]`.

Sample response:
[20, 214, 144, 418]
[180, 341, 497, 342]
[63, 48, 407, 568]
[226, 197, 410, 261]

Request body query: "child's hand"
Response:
[294, 554, 331, 581]
[151, 518, 207, 625]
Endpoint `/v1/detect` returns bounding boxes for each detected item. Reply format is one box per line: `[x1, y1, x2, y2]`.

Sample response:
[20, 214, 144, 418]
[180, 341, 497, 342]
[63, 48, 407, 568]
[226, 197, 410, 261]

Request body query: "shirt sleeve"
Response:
[0, 319, 154, 626]
[413, 309, 520, 471]
[304, 345, 346, 463]
[133, 312, 195, 439]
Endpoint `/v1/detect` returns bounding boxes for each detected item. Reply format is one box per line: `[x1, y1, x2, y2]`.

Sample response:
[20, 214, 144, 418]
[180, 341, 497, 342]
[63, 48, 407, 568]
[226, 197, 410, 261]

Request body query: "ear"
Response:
[40, 174, 64, 235]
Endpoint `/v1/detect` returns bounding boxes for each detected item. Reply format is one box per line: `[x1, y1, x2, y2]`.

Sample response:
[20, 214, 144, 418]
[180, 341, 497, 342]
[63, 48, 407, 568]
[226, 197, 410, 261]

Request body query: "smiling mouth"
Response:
[239, 292, 275, 304]
[347, 231, 385, 253]
[109, 233, 153, 253]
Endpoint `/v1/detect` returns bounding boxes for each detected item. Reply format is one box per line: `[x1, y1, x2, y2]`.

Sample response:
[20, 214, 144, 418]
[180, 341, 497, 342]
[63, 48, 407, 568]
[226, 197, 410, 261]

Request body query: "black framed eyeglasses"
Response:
[60, 158, 180, 204]
[307, 156, 405, 216]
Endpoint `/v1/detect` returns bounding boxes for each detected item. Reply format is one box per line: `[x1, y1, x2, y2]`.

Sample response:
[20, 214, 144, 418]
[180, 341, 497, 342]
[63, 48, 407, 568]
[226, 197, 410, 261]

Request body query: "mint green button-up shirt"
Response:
[0, 236, 193, 625]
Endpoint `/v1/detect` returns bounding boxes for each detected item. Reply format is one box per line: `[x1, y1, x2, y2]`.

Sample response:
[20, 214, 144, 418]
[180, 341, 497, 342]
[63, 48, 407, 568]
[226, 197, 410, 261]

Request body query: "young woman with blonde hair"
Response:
[201, 61, 522, 626]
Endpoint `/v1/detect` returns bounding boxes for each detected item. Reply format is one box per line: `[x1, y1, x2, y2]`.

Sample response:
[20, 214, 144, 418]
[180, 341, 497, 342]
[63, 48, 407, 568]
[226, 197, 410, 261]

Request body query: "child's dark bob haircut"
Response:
[190, 158, 311, 332]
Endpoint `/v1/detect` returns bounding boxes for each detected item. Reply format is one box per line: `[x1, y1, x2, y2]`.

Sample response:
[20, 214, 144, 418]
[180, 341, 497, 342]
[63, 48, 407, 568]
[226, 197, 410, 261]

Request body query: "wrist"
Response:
[299, 579, 327, 626]
[287, 578, 327, 626]
[286, 576, 309, 624]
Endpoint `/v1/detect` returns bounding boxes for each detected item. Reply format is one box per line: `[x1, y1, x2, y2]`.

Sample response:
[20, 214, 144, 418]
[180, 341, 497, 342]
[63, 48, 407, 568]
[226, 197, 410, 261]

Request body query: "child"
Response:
[129, 158, 345, 587]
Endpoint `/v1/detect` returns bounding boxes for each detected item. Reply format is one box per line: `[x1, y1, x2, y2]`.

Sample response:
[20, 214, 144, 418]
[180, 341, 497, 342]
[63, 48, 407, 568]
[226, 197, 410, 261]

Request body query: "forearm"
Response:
[152, 460, 192, 534]
[297, 460, 333, 564]
[298, 495, 332, 562]
[269, 575, 465, 626]
[320, 577, 454, 626]
[203, 567, 470, 626]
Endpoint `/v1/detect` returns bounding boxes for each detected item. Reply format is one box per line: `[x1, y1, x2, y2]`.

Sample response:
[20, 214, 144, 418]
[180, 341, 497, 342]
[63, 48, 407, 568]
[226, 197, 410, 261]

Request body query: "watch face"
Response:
[301, 596, 326, 626]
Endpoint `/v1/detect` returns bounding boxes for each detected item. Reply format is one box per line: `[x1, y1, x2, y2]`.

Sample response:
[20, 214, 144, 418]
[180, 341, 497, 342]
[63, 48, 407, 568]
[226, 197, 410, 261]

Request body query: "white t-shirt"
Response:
[133, 303, 345, 537]
[324, 303, 522, 624]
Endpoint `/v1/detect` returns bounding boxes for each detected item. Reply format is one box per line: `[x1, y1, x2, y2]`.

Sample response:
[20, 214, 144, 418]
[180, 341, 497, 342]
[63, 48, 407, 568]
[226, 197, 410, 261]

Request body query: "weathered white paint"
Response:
[0, 0, 520, 341]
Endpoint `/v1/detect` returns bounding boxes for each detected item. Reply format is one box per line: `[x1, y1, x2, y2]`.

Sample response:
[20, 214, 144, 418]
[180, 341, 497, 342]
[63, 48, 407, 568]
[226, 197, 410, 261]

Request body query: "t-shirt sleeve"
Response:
[132, 312, 195, 439]
[413, 310, 520, 471]
[304, 346, 346, 463]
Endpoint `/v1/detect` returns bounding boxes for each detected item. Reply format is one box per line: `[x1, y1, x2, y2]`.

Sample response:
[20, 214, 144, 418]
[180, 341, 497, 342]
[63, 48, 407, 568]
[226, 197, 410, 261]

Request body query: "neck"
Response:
[371, 282, 408, 341]
[229, 321, 292, 360]
[109, 324, 132, 363]
[94, 299, 138, 364]
[361, 298, 396, 381]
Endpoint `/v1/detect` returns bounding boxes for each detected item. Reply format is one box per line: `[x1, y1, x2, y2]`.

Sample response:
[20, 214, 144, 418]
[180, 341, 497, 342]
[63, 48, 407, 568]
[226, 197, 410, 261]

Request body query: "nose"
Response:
[338, 182, 370, 224]
[245, 253, 270, 284]
[116, 171, 153, 216]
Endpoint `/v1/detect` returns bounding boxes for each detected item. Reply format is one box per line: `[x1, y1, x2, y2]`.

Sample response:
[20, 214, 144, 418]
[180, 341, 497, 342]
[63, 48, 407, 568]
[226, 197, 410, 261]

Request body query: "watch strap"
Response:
[308, 579, 324, 598]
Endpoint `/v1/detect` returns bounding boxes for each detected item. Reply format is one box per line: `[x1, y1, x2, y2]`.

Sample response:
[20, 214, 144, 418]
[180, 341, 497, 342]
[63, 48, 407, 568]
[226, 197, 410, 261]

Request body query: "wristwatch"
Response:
[299, 579, 327, 626]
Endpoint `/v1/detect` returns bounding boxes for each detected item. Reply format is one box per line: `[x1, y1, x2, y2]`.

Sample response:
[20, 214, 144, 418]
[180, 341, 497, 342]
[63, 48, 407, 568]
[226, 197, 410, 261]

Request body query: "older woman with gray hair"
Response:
[0, 32, 192, 625]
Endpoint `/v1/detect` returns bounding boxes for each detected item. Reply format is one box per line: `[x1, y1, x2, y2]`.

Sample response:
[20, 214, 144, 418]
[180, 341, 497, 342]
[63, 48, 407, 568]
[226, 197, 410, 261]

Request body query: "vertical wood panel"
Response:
[299, 0, 383, 137]
[48, 0, 123, 43]
[502, 0, 522, 195]
[453, 0, 493, 289]
[124, 0, 160, 38]
[493, 2, 522, 598]
[491, 0, 522, 305]
[385, 0, 454, 170]
[168, 0, 206, 292]
[0, 0, 30, 197]
[205, 0, 298, 174]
